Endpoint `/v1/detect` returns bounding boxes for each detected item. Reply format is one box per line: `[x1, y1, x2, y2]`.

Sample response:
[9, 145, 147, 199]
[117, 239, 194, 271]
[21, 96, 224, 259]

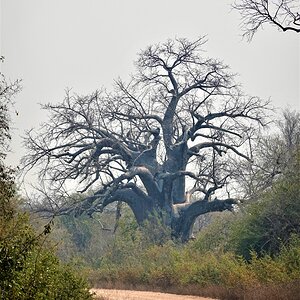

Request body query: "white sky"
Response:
[1, 0, 299, 171]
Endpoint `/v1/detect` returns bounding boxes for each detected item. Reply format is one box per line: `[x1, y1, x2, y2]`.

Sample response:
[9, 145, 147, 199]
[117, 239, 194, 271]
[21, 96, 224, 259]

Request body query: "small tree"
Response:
[233, 0, 300, 40]
[233, 109, 299, 199]
[23, 37, 269, 241]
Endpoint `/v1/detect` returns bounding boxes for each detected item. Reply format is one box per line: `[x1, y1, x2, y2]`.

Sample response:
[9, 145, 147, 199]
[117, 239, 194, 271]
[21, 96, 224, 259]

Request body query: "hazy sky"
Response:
[1, 0, 299, 170]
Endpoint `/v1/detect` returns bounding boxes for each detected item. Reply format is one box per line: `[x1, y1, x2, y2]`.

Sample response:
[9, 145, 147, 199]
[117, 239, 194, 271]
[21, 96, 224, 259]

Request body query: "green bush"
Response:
[0, 212, 92, 300]
[92, 234, 300, 291]
[226, 151, 300, 259]
[0, 168, 92, 299]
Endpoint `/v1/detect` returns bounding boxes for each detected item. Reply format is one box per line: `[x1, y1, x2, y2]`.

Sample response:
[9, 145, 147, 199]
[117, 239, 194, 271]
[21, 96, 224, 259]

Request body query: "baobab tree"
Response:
[23, 37, 269, 241]
[233, 0, 300, 40]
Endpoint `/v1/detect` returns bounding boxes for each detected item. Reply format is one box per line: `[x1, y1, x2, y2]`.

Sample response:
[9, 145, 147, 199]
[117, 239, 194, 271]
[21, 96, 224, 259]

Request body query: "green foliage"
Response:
[0, 213, 36, 294]
[0, 163, 16, 220]
[0, 208, 93, 299]
[191, 213, 234, 253]
[226, 150, 300, 258]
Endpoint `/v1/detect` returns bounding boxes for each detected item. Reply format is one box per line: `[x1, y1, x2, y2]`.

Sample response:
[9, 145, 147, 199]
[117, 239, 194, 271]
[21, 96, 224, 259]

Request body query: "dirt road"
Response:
[91, 289, 217, 300]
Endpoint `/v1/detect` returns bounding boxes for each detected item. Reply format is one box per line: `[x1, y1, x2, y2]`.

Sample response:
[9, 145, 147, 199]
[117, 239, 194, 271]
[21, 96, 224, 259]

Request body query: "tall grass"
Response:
[86, 235, 300, 299]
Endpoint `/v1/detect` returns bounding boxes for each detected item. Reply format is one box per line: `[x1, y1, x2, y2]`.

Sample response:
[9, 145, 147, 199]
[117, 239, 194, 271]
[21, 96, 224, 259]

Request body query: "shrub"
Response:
[0, 211, 93, 300]
[0, 166, 92, 299]
[225, 150, 300, 259]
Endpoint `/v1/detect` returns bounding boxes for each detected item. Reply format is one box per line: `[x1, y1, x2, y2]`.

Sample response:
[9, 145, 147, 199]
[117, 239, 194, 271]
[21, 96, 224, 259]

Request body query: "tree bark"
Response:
[172, 198, 237, 242]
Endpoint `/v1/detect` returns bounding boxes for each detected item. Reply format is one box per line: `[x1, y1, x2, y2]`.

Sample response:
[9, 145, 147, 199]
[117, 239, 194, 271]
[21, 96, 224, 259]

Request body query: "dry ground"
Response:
[91, 288, 217, 300]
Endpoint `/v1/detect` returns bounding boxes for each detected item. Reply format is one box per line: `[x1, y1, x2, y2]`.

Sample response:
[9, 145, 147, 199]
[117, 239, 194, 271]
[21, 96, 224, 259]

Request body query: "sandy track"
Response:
[91, 288, 217, 300]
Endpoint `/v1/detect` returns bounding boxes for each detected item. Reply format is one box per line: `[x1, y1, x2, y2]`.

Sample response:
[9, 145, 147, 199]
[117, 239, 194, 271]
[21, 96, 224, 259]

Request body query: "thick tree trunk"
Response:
[120, 195, 236, 243]
[171, 198, 237, 242]
[164, 143, 189, 204]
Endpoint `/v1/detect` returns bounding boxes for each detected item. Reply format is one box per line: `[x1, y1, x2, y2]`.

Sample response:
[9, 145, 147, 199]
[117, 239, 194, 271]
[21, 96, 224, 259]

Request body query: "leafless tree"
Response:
[233, 0, 300, 40]
[0, 56, 22, 159]
[22, 37, 270, 241]
[233, 109, 300, 198]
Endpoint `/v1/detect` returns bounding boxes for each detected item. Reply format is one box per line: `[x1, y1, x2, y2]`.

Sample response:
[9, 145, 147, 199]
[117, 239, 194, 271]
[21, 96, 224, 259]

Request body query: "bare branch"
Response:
[233, 0, 300, 40]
